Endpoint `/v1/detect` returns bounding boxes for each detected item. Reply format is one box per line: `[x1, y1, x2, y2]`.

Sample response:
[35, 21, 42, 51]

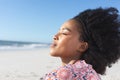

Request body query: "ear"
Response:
[77, 42, 88, 53]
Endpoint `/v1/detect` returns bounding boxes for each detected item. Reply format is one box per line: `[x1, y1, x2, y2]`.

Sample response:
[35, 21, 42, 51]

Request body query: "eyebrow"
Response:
[60, 27, 72, 32]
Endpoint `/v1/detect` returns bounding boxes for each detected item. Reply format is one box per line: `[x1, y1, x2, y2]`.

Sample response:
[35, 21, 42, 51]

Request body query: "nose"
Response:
[53, 33, 59, 40]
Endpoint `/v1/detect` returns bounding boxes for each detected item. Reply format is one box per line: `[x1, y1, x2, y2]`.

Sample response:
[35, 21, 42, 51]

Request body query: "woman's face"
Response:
[50, 19, 83, 59]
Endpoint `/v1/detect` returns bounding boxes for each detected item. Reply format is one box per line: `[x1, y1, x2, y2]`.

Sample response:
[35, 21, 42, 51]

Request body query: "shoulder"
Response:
[74, 60, 101, 79]
[45, 60, 101, 80]
[45, 64, 73, 80]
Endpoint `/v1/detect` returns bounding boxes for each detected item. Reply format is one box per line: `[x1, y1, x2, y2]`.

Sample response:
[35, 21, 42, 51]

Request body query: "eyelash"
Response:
[62, 33, 67, 35]
[58, 32, 67, 35]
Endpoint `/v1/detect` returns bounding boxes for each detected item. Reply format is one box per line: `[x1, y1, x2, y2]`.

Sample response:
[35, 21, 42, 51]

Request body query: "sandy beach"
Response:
[0, 48, 120, 80]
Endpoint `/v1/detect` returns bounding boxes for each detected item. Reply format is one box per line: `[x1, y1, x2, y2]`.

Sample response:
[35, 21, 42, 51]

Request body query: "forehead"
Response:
[60, 19, 81, 31]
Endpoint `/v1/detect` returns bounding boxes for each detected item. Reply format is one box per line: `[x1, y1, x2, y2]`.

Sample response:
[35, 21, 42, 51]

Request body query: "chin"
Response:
[50, 50, 56, 56]
[50, 52, 57, 57]
[50, 51, 59, 57]
[50, 54, 59, 57]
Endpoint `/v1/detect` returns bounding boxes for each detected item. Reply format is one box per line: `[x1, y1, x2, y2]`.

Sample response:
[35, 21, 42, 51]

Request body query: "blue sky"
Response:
[0, 0, 120, 43]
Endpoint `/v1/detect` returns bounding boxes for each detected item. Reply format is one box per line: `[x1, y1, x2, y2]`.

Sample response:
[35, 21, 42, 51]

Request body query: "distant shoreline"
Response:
[0, 40, 50, 50]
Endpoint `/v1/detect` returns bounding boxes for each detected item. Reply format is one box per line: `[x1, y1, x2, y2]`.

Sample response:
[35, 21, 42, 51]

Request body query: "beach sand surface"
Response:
[0, 48, 120, 80]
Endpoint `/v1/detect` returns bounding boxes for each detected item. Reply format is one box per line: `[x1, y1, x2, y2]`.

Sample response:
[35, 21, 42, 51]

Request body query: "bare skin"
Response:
[50, 19, 88, 66]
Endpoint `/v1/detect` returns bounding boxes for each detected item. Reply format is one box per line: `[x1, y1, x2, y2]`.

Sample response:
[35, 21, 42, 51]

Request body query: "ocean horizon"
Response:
[0, 40, 50, 50]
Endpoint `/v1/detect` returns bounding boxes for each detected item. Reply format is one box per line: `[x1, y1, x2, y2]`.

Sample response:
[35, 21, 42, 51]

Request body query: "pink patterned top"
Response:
[44, 60, 101, 80]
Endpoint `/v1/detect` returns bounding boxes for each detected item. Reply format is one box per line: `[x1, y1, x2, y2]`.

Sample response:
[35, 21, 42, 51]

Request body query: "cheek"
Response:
[50, 36, 80, 57]
[50, 38, 68, 56]
[57, 38, 69, 51]
[67, 37, 79, 46]
[59, 38, 79, 53]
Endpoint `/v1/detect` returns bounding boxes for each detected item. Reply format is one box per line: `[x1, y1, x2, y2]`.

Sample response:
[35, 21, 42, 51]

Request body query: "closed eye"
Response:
[59, 27, 71, 35]
[61, 32, 68, 35]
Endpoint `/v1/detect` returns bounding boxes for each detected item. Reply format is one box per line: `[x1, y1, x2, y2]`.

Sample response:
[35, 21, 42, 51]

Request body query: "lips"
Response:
[50, 42, 57, 48]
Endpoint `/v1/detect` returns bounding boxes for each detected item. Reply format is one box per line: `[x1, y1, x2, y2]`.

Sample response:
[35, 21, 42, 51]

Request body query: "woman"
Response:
[44, 7, 120, 80]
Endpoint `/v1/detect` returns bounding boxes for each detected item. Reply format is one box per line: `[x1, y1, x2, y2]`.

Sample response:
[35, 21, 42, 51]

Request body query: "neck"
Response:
[61, 57, 79, 66]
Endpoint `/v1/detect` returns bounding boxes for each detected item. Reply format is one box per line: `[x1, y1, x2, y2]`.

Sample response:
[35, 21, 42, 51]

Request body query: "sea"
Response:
[0, 40, 50, 50]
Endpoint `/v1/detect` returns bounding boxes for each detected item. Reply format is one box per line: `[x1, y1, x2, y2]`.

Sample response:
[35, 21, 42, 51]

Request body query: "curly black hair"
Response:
[72, 7, 120, 75]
